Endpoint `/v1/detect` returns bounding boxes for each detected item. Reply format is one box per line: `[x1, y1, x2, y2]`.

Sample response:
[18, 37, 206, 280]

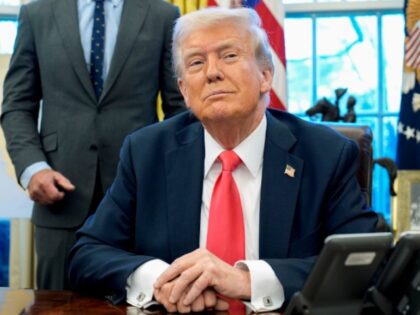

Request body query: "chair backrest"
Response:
[323, 123, 373, 206]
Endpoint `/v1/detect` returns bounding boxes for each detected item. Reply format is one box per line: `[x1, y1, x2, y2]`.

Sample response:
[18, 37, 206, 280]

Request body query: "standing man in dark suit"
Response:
[68, 7, 378, 313]
[1, 0, 185, 290]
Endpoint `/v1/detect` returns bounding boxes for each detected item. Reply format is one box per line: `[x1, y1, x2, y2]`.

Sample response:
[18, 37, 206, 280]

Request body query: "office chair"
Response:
[324, 123, 373, 206]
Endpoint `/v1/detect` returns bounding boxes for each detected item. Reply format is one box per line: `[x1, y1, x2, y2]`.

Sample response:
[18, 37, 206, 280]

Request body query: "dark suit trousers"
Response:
[34, 168, 103, 290]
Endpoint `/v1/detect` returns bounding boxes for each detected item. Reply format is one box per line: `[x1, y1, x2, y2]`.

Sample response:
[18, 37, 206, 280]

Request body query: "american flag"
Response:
[396, 0, 420, 169]
[207, 0, 287, 110]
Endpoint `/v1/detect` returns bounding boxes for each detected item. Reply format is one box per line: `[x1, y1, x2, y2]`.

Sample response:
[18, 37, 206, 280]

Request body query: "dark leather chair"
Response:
[323, 123, 373, 206]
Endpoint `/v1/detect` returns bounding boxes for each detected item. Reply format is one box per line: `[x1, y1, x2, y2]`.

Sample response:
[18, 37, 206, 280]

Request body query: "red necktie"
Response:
[207, 151, 246, 314]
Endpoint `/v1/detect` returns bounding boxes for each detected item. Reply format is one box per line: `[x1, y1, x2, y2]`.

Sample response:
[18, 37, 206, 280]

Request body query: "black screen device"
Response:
[284, 232, 393, 315]
[372, 231, 420, 315]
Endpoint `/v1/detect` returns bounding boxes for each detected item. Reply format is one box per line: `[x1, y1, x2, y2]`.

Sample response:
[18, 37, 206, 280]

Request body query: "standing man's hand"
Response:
[28, 169, 75, 205]
[154, 249, 251, 307]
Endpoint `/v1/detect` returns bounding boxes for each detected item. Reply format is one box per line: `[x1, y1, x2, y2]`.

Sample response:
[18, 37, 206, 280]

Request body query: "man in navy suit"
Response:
[68, 7, 378, 313]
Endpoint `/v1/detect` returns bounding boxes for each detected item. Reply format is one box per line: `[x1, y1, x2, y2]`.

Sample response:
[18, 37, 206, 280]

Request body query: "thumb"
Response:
[54, 172, 75, 191]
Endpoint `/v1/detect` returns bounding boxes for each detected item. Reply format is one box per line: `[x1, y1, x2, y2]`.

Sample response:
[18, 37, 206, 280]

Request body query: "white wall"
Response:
[0, 54, 32, 218]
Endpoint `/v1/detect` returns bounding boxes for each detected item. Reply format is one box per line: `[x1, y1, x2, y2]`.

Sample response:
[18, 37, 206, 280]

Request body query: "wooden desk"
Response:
[1, 287, 261, 315]
[0, 287, 158, 315]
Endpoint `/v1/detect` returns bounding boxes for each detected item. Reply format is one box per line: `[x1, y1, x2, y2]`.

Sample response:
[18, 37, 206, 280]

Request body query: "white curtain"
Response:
[9, 218, 35, 289]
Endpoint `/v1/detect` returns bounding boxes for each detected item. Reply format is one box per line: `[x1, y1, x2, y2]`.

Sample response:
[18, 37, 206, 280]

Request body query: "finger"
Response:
[30, 182, 63, 205]
[155, 265, 181, 289]
[28, 173, 53, 200]
[176, 292, 191, 314]
[183, 272, 212, 305]
[215, 298, 229, 311]
[28, 188, 42, 202]
[191, 294, 205, 312]
[155, 255, 194, 289]
[54, 173, 75, 191]
[154, 288, 177, 313]
[42, 181, 65, 203]
[203, 289, 217, 308]
[169, 264, 204, 304]
[163, 301, 177, 313]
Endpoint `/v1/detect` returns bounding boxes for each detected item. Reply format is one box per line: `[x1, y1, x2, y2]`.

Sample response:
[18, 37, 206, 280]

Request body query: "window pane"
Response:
[356, 116, 396, 224]
[355, 117, 387, 217]
[377, 116, 398, 223]
[285, 17, 312, 113]
[373, 164, 391, 223]
[0, 20, 17, 54]
[383, 116, 398, 160]
[316, 16, 378, 115]
[382, 14, 404, 113]
[0, 0, 20, 5]
[284, 0, 313, 3]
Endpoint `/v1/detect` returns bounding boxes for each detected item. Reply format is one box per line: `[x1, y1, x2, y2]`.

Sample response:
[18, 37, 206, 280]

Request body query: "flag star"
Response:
[404, 125, 416, 140]
[398, 122, 405, 134]
[416, 130, 420, 143]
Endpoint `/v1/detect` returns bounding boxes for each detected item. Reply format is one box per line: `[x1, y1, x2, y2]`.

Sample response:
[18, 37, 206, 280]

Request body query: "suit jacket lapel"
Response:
[165, 116, 204, 261]
[100, 0, 148, 102]
[259, 112, 304, 259]
[53, 0, 96, 104]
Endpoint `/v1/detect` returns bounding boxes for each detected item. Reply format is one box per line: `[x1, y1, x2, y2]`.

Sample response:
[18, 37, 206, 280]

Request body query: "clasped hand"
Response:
[153, 249, 251, 313]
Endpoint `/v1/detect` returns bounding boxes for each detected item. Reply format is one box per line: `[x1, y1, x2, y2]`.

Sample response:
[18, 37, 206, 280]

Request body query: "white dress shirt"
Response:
[126, 115, 284, 312]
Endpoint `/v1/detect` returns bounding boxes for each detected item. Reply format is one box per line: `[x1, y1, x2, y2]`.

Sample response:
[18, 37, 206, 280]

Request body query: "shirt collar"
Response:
[204, 114, 267, 178]
[84, 0, 123, 7]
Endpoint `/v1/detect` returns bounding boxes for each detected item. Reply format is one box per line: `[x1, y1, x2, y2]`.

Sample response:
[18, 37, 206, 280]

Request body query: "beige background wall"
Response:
[0, 54, 32, 218]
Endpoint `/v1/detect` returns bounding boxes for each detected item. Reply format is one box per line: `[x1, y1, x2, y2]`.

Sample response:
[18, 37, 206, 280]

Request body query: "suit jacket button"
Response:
[90, 144, 98, 151]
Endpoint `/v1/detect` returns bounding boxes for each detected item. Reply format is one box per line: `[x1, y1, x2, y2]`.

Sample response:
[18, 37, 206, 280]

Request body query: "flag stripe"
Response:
[263, 0, 285, 23]
[405, 27, 420, 68]
[406, 27, 420, 56]
[271, 46, 287, 110]
[254, 1, 287, 109]
[269, 90, 285, 110]
[255, 2, 286, 67]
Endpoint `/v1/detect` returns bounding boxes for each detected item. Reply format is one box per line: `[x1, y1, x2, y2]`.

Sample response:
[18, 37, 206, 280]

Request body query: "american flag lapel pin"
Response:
[284, 164, 296, 178]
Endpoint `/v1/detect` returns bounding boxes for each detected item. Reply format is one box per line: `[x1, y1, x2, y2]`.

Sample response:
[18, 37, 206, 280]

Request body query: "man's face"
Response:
[177, 22, 272, 128]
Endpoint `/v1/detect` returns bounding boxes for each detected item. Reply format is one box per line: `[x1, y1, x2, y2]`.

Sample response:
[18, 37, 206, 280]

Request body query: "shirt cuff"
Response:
[126, 259, 169, 308]
[235, 260, 285, 312]
[20, 161, 51, 189]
